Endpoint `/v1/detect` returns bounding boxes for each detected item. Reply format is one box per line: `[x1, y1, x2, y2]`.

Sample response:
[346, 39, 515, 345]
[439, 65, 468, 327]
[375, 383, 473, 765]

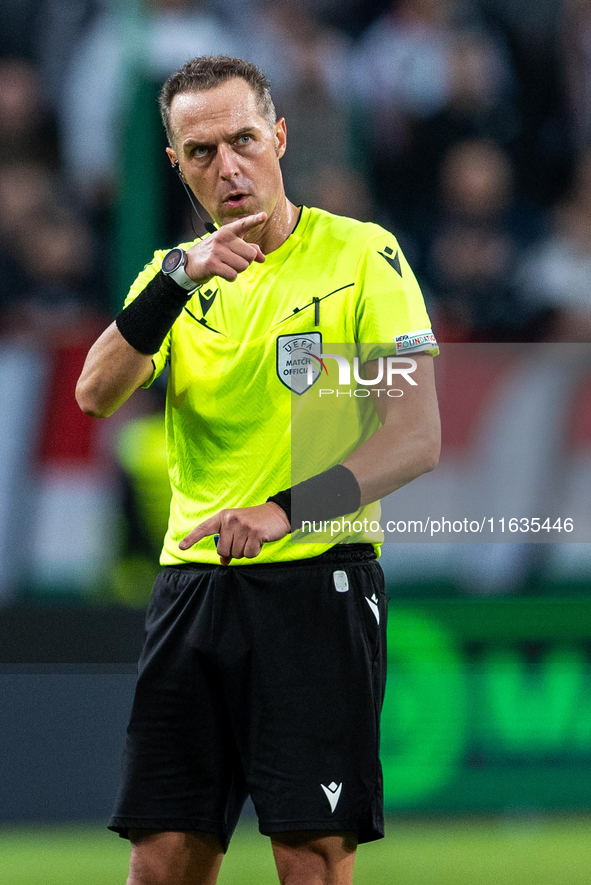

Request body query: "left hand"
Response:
[179, 502, 291, 566]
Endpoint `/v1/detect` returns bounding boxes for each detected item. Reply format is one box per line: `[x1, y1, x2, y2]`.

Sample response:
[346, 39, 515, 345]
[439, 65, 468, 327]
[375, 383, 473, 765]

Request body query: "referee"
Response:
[77, 56, 440, 885]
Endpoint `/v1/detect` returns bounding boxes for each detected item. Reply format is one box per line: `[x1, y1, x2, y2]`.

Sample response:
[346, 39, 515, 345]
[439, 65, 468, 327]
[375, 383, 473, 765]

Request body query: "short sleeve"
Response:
[122, 249, 170, 387]
[354, 233, 439, 363]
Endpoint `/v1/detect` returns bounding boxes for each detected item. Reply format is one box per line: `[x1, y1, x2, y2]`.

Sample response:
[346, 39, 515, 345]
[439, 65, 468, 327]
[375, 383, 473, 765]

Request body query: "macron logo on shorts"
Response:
[321, 781, 343, 813]
[365, 593, 380, 625]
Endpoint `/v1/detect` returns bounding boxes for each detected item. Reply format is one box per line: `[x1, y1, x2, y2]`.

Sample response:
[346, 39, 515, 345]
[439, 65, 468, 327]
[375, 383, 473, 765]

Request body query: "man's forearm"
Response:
[77, 267, 197, 417]
[343, 420, 440, 506]
[75, 321, 155, 418]
[344, 353, 441, 505]
[269, 354, 441, 528]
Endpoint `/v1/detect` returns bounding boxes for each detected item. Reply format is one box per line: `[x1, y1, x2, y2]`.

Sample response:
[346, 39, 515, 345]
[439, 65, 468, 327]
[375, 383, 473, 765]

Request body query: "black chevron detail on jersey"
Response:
[378, 246, 402, 277]
[183, 306, 222, 334]
[199, 287, 218, 317]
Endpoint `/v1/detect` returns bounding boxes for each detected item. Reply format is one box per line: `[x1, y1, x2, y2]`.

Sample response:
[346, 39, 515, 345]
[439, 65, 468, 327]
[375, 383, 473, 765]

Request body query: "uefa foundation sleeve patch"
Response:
[394, 329, 438, 355]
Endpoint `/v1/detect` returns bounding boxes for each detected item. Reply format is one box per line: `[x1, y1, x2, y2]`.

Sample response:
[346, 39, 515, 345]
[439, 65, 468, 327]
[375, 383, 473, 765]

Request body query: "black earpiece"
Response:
[171, 160, 216, 235]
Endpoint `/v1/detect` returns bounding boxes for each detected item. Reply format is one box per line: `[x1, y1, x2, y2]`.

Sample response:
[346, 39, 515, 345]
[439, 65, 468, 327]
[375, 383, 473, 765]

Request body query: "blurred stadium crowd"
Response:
[1, 0, 591, 602]
[2, 0, 591, 342]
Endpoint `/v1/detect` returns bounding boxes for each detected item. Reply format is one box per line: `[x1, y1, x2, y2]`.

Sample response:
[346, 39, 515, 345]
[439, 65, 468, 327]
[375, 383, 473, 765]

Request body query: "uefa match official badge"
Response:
[276, 333, 324, 395]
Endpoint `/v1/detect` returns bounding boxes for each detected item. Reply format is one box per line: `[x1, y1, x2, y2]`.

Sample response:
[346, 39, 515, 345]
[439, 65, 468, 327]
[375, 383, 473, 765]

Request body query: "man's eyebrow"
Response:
[183, 128, 256, 151]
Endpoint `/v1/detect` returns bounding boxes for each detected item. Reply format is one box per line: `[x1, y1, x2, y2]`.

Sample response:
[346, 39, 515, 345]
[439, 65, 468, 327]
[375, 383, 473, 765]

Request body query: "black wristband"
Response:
[267, 465, 361, 531]
[267, 488, 292, 525]
[115, 271, 194, 355]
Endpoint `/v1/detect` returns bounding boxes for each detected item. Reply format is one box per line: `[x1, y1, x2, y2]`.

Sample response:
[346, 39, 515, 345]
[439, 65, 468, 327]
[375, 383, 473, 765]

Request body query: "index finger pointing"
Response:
[179, 515, 221, 549]
[226, 211, 267, 239]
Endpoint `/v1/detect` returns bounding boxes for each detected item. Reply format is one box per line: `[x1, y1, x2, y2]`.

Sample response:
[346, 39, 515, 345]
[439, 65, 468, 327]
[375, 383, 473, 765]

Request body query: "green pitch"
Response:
[1, 817, 590, 885]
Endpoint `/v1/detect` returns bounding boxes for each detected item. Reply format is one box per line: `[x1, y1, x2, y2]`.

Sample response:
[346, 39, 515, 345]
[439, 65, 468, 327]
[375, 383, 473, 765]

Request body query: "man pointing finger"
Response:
[76, 55, 440, 885]
[183, 211, 267, 285]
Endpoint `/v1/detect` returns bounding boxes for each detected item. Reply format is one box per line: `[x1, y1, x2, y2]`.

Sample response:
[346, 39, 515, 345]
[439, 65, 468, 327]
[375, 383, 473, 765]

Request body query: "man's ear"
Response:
[165, 146, 177, 169]
[275, 117, 287, 159]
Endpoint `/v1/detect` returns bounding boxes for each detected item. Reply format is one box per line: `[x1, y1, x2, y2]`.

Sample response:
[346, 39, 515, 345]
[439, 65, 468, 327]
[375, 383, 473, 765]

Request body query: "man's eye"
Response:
[237, 135, 251, 145]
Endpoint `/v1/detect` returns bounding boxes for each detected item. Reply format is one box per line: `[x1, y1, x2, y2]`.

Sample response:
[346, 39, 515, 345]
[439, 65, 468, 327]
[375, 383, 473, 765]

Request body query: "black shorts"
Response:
[109, 544, 388, 850]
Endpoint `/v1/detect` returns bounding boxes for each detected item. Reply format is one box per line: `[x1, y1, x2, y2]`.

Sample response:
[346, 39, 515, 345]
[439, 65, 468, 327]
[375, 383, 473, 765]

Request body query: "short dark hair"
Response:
[159, 56, 276, 145]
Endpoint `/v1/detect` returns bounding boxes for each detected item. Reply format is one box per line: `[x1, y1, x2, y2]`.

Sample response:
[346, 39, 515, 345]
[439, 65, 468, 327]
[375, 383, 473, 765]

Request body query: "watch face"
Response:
[162, 248, 183, 274]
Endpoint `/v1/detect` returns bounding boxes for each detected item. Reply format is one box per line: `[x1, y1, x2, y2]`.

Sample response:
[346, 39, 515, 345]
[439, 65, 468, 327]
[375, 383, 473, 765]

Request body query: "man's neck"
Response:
[249, 197, 300, 255]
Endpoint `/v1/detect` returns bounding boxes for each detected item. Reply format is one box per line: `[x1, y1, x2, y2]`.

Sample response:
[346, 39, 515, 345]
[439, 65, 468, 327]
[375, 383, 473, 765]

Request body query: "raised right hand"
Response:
[185, 211, 267, 285]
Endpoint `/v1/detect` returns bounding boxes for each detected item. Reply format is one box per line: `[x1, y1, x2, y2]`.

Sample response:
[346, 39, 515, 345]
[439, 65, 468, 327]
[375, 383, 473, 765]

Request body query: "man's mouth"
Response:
[223, 193, 249, 209]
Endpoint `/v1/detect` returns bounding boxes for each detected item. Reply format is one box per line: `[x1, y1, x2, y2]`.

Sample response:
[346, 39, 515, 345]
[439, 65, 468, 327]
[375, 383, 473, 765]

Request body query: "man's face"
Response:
[166, 78, 286, 226]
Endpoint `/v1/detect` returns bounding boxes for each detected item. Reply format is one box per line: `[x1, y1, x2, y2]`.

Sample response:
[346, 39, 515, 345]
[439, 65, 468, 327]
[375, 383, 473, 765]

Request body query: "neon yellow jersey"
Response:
[123, 206, 438, 565]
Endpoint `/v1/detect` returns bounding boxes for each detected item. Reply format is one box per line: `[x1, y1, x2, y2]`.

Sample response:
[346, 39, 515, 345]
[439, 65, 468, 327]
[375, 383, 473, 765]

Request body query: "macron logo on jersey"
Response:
[199, 287, 218, 317]
[378, 245, 403, 276]
[395, 329, 437, 355]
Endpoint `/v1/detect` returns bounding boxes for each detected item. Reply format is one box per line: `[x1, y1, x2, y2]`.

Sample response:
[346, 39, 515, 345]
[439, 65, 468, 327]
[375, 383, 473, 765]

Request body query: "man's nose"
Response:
[217, 143, 240, 179]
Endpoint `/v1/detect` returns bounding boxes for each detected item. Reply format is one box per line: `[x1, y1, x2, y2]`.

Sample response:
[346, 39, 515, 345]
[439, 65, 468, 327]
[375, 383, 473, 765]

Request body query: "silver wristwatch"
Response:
[161, 248, 198, 291]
